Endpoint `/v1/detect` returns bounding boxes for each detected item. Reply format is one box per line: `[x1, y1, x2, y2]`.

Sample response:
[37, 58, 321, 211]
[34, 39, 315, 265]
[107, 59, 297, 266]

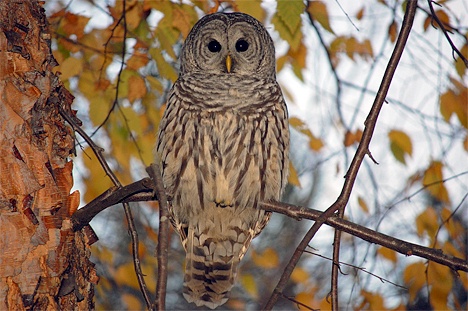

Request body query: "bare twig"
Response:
[59, 97, 154, 310]
[305, 249, 407, 290]
[426, 0, 468, 67]
[306, 2, 345, 131]
[147, 164, 169, 311]
[263, 1, 419, 309]
[261, 201, 468, 272]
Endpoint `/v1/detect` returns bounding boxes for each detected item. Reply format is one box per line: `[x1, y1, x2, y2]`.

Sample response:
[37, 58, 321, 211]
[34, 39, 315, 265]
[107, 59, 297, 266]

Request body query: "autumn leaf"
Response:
[307, 1, 334, 34]
[252, 247, 279, 269]
[236, 0, 265, 23]
[288, 161, 301, 188]
[439, 80, 468, 128]
[344, 129, 363, 146]
[422, 161, 450, 203]
[377, 247, 397, 263]
[423, 9, 451, 32]
[57, 56, 83, 80]
[127, 75, 147, 103]
[416, 206, 439, 239]
[172, 4, 198, 39]
[291, 267, 310, 285]
[240, 274, 258, 299]
[290, 117, 324, 152]
[388, 21, 398, 42]
[357, 196, 369, 214]
[272, 0, 304, 51]
[388, 129, 413, 164]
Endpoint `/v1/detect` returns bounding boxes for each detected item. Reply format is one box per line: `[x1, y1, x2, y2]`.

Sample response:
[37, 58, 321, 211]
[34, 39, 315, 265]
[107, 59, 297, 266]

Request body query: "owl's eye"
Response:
[235, 39, 249, 52]
[208, 40, 222, 53]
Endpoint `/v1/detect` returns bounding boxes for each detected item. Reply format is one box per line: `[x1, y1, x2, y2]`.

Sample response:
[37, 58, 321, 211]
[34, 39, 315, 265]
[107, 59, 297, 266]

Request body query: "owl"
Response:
[156, 12, 289, 309]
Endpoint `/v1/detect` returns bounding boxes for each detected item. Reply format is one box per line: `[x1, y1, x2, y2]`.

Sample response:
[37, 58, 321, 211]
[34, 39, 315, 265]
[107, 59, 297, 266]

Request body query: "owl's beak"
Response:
[225, 54, 232, 73]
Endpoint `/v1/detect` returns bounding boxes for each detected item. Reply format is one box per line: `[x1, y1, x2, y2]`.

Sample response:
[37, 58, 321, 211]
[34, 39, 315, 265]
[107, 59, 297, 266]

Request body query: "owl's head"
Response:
[180, 12, 276, 77]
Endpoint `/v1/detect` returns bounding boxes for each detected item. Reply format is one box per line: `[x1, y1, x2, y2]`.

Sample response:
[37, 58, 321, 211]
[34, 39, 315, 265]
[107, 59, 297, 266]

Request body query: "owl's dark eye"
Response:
[235, 39, 249, 52]
[208, 40, 222, 52]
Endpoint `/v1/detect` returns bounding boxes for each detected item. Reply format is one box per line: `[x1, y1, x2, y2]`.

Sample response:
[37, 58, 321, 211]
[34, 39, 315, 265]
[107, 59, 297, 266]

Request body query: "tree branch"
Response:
[263, 1, 419, 309]
[146, 164, 169, 311]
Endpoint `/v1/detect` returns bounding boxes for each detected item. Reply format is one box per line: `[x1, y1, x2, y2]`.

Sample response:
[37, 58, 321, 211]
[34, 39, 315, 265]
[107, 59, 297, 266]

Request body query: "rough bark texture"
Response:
[0, 0, 96, 309]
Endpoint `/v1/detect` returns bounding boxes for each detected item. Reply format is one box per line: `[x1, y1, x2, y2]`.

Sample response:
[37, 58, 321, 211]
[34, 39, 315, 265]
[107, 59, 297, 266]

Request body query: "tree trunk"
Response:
[0, 0, 96, 309]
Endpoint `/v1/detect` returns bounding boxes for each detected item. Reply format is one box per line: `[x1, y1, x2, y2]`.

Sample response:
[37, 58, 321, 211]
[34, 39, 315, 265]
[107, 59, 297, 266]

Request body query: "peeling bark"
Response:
[0, 1, 96, 309]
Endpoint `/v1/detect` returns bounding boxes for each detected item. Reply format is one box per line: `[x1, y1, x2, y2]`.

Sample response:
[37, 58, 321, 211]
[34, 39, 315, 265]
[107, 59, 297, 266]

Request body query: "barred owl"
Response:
[156, 12, 289, 309]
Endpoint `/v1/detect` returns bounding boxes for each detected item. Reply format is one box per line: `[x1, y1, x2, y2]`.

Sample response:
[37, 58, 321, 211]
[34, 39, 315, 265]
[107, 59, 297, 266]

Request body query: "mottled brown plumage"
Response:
[156, 12, 289, 309]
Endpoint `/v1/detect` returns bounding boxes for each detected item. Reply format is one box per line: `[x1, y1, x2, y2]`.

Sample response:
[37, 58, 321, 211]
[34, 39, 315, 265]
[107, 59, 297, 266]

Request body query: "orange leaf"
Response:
[388, 21, 398, 43]
[252, 247, 279, 269]
[356, 7, 365, 20]
[377, 247, 397, 263]
[422, 161, 450, 203]
[307, 1, 334, 34]
[128, 75, 147, 103]
[415, 206, 439, 239]
[291, 267, 310, 285]
[172, 4, 198, 39]
[403, 262, 426, 301]
[357, 196, 369, 214]
[344, 129, 362, 146]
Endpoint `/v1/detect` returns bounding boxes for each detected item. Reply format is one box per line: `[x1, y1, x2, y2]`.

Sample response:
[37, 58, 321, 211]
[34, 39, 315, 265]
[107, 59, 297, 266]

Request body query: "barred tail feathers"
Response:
[182, 224, 253, 309]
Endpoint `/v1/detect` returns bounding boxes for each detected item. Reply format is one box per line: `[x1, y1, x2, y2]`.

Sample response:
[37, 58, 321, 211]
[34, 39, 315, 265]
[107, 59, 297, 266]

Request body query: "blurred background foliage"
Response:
[45, 0, 467, 309]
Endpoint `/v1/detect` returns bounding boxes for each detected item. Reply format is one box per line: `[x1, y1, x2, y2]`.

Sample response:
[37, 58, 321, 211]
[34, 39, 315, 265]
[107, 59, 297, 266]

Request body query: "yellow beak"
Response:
[226, 54, 232, 73]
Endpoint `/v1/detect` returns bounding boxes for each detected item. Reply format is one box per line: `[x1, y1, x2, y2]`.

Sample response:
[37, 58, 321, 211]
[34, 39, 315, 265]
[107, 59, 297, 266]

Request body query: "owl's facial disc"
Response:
[182, 13, 275, 76]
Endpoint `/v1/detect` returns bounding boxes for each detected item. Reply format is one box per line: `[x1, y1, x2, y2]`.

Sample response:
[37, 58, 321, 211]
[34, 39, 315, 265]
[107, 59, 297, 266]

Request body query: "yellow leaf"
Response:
[428, 262, 452, 310]
[422, 161, 450, 203]
[252, 248, 279, 269]
[377, 247, 398, 263]
[289, 117, 324, 152]
[288, 161, 301, 188]
[236, 0, 265, 23]
[359, 290, 385, 311]
[295, 290, 317, 310]
[276, 0, 304, 35]
[291, 267, 309, 285]
[150, 48, 178, 82]
[82, 147, 114, 204]
[288, 42, 308, 81]
[403, 262, 426, 301]
[388, 129, 413, 165]
[172, 4, 198, 39]
[307, 1, 334, 34]
[415, 206, 438, 239]
[128, 75, 147, 103]
[454, 44, 468, 78]
[115, 262, 140, 290]
[357, 196, 369, 214]
[240, 274, 258, 299]
[57, 56, 83, 81]
[122, 293, 143, 310]
[272, 0, 304, 51]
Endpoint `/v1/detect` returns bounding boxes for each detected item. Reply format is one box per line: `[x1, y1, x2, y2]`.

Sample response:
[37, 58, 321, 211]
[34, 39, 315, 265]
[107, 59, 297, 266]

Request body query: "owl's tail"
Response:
[182, 225, 253, 309]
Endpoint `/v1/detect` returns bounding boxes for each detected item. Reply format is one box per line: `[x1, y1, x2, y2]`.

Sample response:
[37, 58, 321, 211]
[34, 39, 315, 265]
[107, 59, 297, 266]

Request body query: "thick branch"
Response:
[261, 201, 467, 272]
